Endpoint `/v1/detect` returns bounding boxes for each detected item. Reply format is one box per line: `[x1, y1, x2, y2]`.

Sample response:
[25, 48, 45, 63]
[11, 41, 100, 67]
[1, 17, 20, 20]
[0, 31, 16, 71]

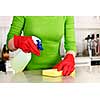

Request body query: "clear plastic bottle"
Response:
[10, 36, 43, 74]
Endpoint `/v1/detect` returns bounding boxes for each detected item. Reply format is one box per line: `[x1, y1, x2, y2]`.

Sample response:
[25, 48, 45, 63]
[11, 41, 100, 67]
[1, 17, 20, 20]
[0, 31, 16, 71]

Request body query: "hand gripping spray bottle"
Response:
[10, 36, 43, 74]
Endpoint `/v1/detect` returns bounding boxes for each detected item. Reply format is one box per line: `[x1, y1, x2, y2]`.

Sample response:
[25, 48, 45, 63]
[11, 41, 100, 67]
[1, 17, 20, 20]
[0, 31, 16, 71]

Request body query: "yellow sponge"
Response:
[70, 70, 75, 77]
[42, 69, 75, 77]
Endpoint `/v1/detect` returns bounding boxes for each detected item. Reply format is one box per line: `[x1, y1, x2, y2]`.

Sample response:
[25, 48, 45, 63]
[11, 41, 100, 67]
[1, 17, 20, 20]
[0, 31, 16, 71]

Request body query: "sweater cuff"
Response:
[66, 50, 76, 58]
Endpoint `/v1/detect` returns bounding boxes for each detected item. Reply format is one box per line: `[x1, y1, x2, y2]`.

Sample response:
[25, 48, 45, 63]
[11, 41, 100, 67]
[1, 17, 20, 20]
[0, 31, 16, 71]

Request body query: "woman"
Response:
[7, 16, 76, 76]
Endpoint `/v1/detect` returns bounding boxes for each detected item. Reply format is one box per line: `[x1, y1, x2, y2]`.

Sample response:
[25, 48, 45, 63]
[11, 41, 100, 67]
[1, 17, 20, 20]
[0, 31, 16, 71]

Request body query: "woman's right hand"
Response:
[14, 35, 40, 56]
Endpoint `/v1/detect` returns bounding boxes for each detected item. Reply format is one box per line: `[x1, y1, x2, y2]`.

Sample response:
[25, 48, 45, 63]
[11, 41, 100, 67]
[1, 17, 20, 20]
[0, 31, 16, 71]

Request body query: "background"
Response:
[1, 0, 100, 100]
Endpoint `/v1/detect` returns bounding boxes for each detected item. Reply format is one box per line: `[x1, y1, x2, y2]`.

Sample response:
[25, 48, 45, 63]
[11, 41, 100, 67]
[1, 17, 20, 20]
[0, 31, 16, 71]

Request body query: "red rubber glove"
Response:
[14, 35, 40, 56]
[53, 54, 75, 76]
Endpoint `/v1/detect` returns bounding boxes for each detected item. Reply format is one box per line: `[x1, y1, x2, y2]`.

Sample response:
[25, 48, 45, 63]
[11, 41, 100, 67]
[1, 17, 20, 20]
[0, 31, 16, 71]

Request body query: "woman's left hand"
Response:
[53, 54, 75, 76]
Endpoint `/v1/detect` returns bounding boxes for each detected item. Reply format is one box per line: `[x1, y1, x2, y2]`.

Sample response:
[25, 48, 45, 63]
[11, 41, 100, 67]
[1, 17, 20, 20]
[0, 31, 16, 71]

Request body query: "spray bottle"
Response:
[10, 36, 43, 74]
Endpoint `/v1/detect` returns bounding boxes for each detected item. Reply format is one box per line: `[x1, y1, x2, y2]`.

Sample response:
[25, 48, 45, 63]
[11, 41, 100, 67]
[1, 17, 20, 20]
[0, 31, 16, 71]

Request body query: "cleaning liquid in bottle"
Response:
[10, 36, 43, 74]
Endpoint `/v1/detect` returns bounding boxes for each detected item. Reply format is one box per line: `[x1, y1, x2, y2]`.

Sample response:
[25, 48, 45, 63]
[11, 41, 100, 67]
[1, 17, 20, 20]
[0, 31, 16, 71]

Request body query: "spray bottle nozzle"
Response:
[36, 40, 43, 50]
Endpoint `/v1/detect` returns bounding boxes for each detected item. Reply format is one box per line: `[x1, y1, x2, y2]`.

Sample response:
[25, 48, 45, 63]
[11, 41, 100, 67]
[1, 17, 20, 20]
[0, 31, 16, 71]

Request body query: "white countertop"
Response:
[1, 56, 100, 83]
[1, 65, 100, 83]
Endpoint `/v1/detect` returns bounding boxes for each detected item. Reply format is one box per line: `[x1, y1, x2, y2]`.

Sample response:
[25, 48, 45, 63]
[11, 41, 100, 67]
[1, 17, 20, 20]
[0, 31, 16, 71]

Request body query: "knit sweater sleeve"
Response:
[64, 16, 77, 52]
[6, 16, 25, 45]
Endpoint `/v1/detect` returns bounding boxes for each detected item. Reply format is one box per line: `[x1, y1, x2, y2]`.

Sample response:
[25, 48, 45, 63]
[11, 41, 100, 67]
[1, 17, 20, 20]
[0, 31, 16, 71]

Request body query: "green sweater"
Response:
[7, 16, 76, 70]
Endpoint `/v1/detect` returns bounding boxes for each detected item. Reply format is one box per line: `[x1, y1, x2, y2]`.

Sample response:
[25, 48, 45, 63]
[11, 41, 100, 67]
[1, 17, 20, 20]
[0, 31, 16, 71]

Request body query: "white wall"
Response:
[75, 16, 100, 28]
[75, 16, 100, 56]
[0, 16, 12, 27]
[0, 16, 13, 57]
